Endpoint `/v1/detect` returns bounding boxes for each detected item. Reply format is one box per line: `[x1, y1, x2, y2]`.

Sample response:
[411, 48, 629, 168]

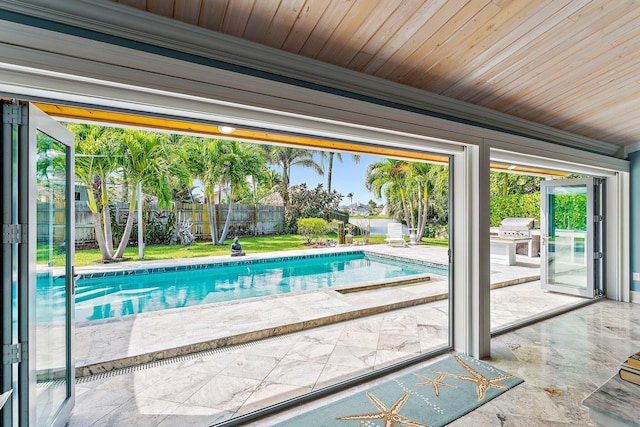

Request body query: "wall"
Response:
[630, 151, 640, 292]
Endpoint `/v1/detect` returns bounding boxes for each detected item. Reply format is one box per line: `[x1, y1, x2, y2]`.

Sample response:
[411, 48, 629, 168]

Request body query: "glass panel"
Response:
[35, 131, 68, 426]
[545, 184, 588, 290]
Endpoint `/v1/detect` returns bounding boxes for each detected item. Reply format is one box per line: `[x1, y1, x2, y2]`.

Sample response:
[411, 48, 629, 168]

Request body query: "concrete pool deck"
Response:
[75, 245, 448, 375]
[74, 244, 544, 376]
[68, 244, 594, 427]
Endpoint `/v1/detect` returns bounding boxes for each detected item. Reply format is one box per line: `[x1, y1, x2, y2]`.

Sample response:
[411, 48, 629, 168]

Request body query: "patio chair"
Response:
[385, 223, 407, 246]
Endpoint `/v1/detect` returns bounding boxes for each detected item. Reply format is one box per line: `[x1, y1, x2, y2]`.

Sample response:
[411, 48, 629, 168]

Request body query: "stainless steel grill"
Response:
[497, 217, 535, 240]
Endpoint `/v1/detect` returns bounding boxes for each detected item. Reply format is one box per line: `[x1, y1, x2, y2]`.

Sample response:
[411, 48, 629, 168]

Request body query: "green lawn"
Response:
[38, 234, 448, 267]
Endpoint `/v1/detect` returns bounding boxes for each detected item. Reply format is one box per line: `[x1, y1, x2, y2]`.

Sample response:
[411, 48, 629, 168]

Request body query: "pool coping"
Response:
[74, 249, 447, 280]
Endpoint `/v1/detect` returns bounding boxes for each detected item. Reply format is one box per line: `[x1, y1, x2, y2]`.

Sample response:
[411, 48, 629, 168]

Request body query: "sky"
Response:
[284, 153, 383, 207]
[193, 151, 386, 206]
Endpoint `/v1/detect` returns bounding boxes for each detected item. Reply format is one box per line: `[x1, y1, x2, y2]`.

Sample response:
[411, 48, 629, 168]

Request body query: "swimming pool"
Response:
[69, 251, 447, 322]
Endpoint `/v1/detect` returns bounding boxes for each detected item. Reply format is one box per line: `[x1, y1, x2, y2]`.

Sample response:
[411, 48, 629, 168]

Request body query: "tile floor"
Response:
[255, 299, 640, 427]
[66, 245, 627, 426]
[67, 283, 622, 426]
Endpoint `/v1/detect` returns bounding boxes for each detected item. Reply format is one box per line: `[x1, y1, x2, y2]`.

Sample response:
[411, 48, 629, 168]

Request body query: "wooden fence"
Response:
[173, 202, 284, 240]
[38, 202, 285, 245]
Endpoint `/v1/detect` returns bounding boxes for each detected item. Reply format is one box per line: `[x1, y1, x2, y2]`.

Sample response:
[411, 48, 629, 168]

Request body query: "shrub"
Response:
[144, 210, 176, 244]
[490, 193, 539, 227]
[285, 184, 342, 233]
[297, 217, 330, 244]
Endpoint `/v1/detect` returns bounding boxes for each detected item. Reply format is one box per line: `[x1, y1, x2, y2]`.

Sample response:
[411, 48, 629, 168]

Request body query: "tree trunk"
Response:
[416, 187, 423, 241]
[408, 196, 416, 229]
[101, 180, 114, 254]
[399, 188, 412, 228]
[207, 197, 218, 245]
[417, 185, 429, 241]
[252, 177, 258, 236]
[86, 189, 112, 260]
[218, 193, 234, 245]
[113, 195, 136, 259]
[91, 210, 112, 260]
[327, 153, 334, 192]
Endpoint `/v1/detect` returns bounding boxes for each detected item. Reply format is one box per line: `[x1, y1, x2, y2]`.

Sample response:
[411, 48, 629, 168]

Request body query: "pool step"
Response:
[75, 287, 119, 303]
[75, 285, 448, 378]
[335, 274, 431, 294]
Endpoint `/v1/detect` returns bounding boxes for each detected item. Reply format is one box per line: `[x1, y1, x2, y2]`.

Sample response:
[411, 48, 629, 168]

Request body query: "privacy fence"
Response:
[38, 202, 285, 245]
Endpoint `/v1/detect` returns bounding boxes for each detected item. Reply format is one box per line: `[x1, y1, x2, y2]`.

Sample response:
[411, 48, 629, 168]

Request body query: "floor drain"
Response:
[76, 335, 290, 384]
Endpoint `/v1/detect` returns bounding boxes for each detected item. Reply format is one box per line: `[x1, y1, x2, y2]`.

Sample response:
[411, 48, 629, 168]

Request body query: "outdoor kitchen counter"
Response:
[489, 237, 531, 265]
[490, 227, 540, 259]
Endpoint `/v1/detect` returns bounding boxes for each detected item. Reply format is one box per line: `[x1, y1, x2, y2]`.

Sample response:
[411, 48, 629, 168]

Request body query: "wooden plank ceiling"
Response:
[110, 0, 640, 148]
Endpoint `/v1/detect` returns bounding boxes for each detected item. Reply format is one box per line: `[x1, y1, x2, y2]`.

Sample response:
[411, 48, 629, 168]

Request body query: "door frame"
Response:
[3, 102, 76, 427]
[539, 177, 604, 298]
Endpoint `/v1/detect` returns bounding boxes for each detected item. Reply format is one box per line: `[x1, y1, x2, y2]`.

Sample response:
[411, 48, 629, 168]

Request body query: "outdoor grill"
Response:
[497, 217, 535, 240]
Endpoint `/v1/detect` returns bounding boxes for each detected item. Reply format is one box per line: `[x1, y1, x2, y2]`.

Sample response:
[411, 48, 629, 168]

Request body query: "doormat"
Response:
[277, 354, 523, 426]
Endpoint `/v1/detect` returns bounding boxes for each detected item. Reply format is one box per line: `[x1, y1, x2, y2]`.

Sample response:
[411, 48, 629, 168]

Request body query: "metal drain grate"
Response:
[76, 335, 290, 384]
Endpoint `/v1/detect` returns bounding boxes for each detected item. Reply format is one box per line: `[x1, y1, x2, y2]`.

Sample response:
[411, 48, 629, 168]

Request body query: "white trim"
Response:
[623, 142, 640, 158]
[630, 291, 640, 304]
[452, 144, 490, 358]
[0, 62, 465, 155]
[607, 172, 630, 302]
[0, 0, 622, 157]
[452, 150, 470, 354]
[489, 143, 628, 175]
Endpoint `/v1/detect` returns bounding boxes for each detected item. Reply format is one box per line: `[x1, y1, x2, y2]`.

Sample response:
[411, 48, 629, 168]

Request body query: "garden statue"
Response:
[345, 225, 353, 244]
[178, 218, 194, 246]
[231, 236, 245, 257]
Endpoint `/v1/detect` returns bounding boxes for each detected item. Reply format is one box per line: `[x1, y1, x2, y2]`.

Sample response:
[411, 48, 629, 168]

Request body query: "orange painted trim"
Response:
[34, 103, 450, 163]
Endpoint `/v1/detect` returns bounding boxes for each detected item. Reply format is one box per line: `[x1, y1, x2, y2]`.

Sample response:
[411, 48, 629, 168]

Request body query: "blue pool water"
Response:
[69, 252, 446, 322]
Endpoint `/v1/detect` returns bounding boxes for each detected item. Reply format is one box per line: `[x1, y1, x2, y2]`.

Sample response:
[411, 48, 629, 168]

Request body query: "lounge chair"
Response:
[385, 223, 407, 246]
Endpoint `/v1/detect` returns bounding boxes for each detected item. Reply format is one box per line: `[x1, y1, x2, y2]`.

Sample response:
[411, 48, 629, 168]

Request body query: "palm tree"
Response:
[113, 130, 171, 259]
[347, 192, 354, 207]
[406, 162, 448, 241]
[365, 159, 412, 227]
[366, 159, 449, 240]
[262, 146, 323, 204]
[215, 141, 265, 244]
[66, 124, 120, 260]
[184, 138, 224, 245]
[262, 169, 283, 192]
[185, 139, 266, 244]
[163, 134, 197, 203]
[320, 151, 361, 192]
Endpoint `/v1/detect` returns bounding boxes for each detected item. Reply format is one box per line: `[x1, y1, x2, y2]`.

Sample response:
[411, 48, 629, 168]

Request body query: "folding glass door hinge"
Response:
[593, 215, 603, 222]
[2, 343, 23, 365]
[2, 223, 26, 244]
[1, 103, 25, 125]
[593, 252, 603, 260]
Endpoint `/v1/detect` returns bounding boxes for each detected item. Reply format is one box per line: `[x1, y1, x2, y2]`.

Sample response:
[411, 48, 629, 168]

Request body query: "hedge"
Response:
[490, 191, 587, 230]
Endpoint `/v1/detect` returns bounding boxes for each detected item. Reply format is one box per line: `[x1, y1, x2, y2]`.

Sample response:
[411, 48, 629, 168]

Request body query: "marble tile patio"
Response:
[258, 300, 640, 427]
[67, 244, 622, 426]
